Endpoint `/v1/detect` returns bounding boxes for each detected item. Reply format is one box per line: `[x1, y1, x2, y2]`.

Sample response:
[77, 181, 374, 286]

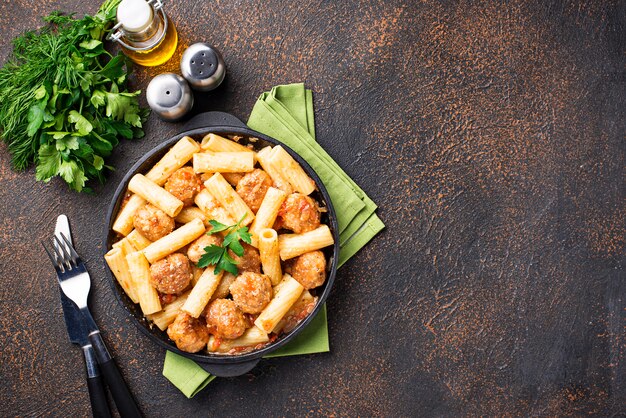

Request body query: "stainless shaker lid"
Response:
[180, 43, 226, 91]
[146, 73, 194, 122]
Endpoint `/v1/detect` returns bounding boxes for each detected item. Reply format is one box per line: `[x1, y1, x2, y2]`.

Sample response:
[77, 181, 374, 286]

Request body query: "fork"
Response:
[43, 233, 142, 418]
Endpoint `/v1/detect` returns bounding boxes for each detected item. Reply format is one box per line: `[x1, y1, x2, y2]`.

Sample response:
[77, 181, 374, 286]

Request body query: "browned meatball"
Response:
[205, 299, 247, 339]
[150, 253, 192, 294]
[278, 193, 321, 233]
[187, 234, 223, 264]
[165, 167, 203, 207]
[291, 250, 327, 289]
[133, 204, 175, 241]
[229, 272, 272, 314]
[228, 243, 261, 273]
[236, 169, 273, 212]
[167, 312, 209, 353]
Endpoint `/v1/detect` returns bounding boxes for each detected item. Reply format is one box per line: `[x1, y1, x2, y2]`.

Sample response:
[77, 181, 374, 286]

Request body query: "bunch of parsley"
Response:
[198, 216, 253, 275]
[0, 0, 148, 192]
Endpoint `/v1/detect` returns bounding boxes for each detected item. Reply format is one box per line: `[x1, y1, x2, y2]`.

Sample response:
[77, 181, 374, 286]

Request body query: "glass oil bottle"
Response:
[108, 0, 178, 67]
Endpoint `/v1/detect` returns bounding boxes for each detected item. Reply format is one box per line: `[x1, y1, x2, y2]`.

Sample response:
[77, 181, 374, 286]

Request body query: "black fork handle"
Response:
[89, 331, 142, 418]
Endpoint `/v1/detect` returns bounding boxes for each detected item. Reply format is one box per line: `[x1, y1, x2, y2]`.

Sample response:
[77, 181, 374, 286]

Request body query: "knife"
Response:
[55, 215, 111, 418]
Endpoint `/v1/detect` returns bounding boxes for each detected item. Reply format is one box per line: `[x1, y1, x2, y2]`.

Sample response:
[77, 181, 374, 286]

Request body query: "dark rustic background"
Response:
[0, 0, 624, 416]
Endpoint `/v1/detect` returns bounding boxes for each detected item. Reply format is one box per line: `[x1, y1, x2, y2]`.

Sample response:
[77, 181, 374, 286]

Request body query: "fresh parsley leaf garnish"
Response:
[198, 215, 251, 275]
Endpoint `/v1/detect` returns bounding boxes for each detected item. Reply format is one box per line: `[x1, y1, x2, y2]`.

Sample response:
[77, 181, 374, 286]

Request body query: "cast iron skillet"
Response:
[103, 112, 339, 377]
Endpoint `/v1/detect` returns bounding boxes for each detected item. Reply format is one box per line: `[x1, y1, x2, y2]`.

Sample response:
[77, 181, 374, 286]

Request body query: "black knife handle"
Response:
[89, 331, 142, 418]
[83, 345, 111, 418]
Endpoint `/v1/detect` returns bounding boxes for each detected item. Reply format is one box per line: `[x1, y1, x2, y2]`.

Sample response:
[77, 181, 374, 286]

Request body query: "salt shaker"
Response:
[146, 73, 193, 121]
[180, 43, 226, 91]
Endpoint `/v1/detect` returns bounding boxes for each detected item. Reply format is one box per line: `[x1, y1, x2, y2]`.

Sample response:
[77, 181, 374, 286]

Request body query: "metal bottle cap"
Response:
[180, 43, 226, 91]
[146, 73, 194, 122]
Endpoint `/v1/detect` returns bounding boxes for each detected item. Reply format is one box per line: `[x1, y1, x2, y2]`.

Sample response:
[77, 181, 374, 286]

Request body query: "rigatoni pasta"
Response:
[255, 274, 304, 333]
[193, 151, 254, 173]
[278, 225, 334, 260]
[142, 218, 206, 263]
[112, 194, 146, 236]
[182, 268, 223, 318]
[258, 228, 282, 286]
[256, 147, 293, 194]
[204, 173, 255, 226]
[201, 133, 254, 154]
[127, 229, 152, 251]
[249, 187, 286, 247]
[128, 173, 184, 217]
[126, 251, 161, 315]
[207, 326, 269, 353]
[104, 247, 139, 304]
[147, 291, 190, 331]
[194, 189, 235, 226]
[268, 146, 315, 195]
[146, 136, 200, 185]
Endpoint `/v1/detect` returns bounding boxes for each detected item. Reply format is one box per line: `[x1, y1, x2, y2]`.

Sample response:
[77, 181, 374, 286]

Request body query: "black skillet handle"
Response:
[83, 345, 112, 418]
[89, 331, 143, 418]
[181, 111, 247, 132]
[197, 359, 261, 378]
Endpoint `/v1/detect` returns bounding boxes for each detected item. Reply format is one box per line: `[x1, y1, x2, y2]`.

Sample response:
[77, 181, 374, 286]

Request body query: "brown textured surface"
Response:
[0, 0, 624, 416]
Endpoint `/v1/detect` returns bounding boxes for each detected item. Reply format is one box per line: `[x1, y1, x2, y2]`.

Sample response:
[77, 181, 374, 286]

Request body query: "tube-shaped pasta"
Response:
[200, 133, 254, 154]
[259, 229, 282, 286]
[207, 326, 269, 353]
[194, 189, 236, 226]
[278, 225, 334, 260]
[204, 173, 255, 226]
[126, 251, 161, 315]
[193, 152, 254, 173]
[127, 229, 152, 251]
[182, 268, 224, 318]
[191, 265, 204, 286]
[256, 147, 293, 194]
[142, 218, 206, 263]
[146, 291, 191, 331]
[273, 290, 316, 334]
[249, 187, 287, 247]
[255, 274, 304, 333]
[104, 247, 139, 304]
[268, 146, 315, 195]
[211, 272, 236, 301]
[128, 173, 184, 217]
[112, 194, 146, 236]
[145, 136, 200, 186]
[112, 237, 136, 255]
[175, 206, 209, 227]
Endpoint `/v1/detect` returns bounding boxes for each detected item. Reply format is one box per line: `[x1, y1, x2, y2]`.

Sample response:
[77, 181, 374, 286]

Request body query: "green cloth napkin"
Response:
[162, 83, 384, 398]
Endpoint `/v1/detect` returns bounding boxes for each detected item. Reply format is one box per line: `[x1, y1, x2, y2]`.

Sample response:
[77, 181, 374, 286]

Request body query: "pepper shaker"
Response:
[180, 43, 226, 91]
[146, 73, 194, 121]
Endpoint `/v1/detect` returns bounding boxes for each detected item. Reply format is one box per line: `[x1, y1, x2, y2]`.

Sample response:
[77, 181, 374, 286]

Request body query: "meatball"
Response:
[278, 193, 321, 233]
[167, 312, 209, 353]
[236, 169, 273, 212]
[229, 272, 272, 314]
[150, 253, 192, 294]
[205, 299, 247, 339]
[187, 234, 223, 264]
[165, 167, 202, 207]
[229, 243, 261, 273]
[291, 250, 327, 289]
[133, 204, 175, 241]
